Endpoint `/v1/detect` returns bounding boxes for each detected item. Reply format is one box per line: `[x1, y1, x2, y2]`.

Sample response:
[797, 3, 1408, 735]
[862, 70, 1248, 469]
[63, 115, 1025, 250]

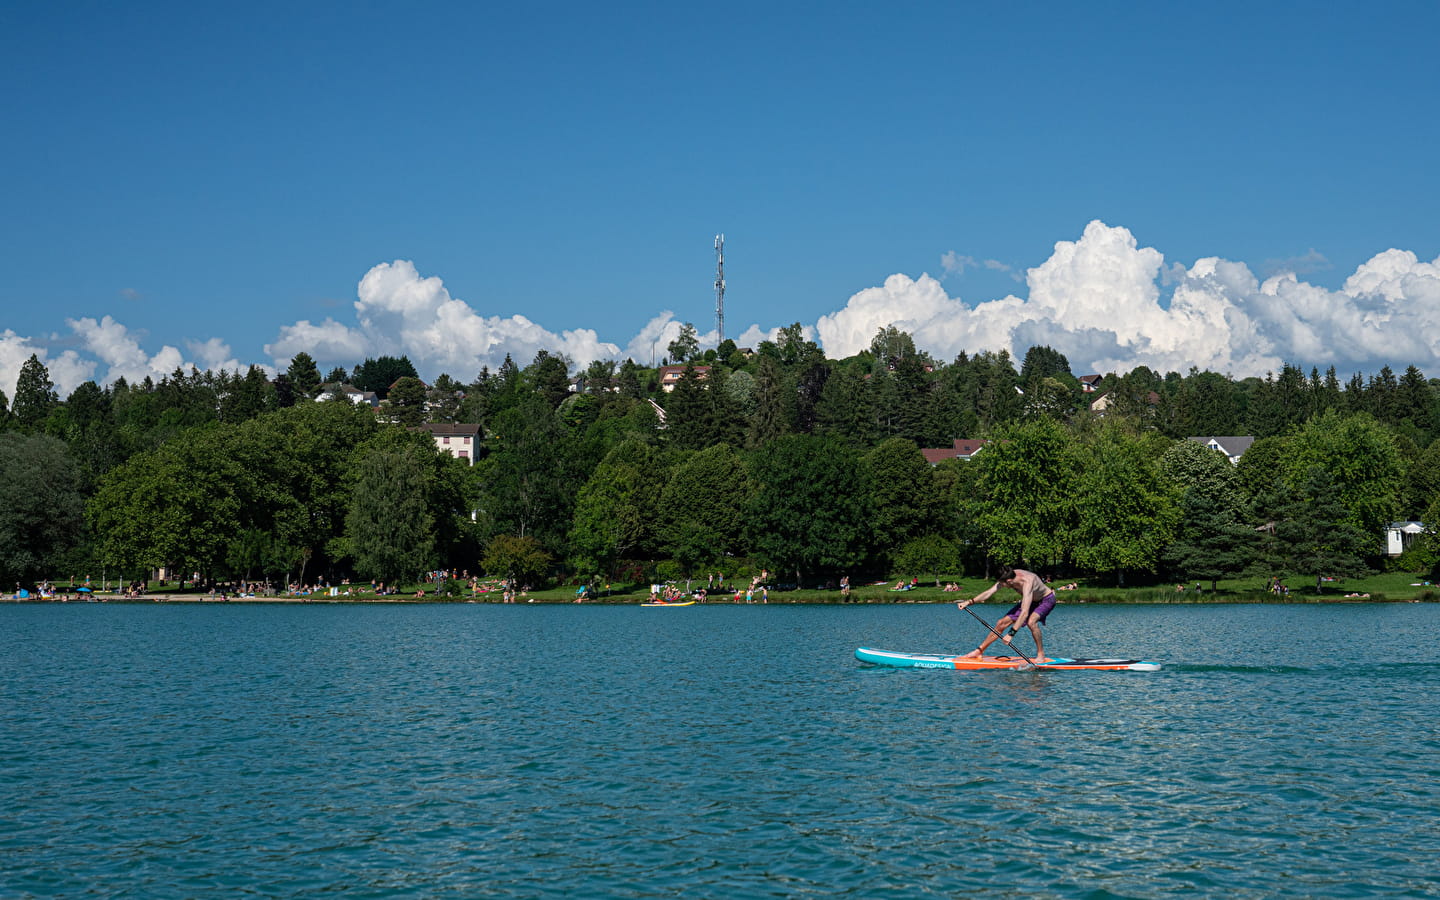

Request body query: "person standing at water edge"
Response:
[956, 566, 1057, 663]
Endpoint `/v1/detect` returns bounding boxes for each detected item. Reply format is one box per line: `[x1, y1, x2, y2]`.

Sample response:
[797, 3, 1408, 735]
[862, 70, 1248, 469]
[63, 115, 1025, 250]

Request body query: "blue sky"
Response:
[4, 1, 1440, 396]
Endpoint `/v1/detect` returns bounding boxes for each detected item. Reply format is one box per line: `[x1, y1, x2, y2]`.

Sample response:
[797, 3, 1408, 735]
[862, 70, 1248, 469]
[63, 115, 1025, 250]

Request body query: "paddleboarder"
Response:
[956, 566, 1056, 663]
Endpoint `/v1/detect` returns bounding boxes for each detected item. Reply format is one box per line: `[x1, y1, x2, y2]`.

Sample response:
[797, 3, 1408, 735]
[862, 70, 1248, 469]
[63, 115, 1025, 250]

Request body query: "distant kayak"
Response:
[855, 647, 1161, 672]
[641, 600, 696, 607]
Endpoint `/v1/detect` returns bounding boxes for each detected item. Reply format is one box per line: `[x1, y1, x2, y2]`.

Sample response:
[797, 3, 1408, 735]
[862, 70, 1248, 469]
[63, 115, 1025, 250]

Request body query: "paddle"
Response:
[957, 602, 1039, 669]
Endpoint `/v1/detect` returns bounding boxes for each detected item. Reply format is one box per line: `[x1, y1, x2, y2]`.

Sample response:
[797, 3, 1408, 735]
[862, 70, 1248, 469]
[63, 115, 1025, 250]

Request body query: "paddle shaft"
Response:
[959, 603, 1038, 668]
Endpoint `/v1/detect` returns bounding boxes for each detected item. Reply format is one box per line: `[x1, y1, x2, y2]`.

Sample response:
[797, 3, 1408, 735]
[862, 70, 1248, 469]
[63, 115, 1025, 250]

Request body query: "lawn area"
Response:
[34, 571, 1437, 604]
[515, 570, 1440, 605]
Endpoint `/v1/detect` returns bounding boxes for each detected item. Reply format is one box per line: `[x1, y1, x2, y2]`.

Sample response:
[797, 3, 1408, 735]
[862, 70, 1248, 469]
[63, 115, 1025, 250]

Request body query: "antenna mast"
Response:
[714, 233, 726, 347]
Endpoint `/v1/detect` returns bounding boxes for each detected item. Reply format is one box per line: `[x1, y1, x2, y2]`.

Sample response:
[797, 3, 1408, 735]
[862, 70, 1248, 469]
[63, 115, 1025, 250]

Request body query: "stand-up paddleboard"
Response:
[855, 647, 1161, 672]
[641, 600, 696, 607]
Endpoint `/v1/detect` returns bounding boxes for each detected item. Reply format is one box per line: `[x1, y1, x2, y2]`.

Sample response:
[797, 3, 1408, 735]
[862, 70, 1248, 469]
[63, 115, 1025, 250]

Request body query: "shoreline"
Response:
[4, 593, 1432, 605]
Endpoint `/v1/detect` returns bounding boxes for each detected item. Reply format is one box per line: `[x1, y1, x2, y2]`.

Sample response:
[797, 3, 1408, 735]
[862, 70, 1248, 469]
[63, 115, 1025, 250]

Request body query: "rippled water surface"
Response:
[4, 602, 1439, 898]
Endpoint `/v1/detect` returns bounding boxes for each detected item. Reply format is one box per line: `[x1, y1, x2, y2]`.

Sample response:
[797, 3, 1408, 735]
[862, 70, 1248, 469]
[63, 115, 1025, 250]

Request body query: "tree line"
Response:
[4, 324, 1440, 593]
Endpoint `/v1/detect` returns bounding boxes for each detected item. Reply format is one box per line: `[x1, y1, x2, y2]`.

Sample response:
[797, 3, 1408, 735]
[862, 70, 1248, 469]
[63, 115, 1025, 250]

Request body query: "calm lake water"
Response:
[3, 601, 1439, 898]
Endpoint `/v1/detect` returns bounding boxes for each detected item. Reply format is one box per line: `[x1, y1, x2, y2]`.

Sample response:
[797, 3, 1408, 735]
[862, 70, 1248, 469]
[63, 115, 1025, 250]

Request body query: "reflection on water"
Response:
[2, 602, 1438, 898]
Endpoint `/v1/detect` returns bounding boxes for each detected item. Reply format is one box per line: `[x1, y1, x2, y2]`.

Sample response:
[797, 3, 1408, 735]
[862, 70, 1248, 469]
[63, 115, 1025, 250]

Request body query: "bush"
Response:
[893, 535, 962, 583]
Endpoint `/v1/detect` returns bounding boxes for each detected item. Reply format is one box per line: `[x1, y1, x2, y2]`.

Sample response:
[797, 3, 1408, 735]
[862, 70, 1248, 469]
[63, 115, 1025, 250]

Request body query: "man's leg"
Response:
[1023, 616, 1048, 663]
[960, 615, 1016, 658]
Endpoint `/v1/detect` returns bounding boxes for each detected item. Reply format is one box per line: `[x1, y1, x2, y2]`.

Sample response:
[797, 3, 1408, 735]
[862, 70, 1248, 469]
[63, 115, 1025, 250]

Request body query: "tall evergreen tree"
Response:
[388, 376, 429, 427]
[747, 356, 789, 448]
[286, 352, 323, 399]
[1020, 345, 1072, 382]
[352, 355, 419, 398]
[1396, 365, 1435, 440]
[616, 358, 644, 400]
[1259, 467, 1371, 592]
[972, 350, 1023, 429]
[1167, 369, 1244, 437]
[1160, 438, 1257, 588]
[12, 354, 58, 429]
[528, 350, 572, 408]
[663, 364, 710, 450]
[1367, 365, 1399, 424]
[814, 366, 875, 447]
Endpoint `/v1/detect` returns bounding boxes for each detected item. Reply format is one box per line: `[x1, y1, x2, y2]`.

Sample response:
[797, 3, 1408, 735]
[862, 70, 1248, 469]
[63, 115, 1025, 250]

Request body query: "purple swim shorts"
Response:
[1007, 592, 1057, 626]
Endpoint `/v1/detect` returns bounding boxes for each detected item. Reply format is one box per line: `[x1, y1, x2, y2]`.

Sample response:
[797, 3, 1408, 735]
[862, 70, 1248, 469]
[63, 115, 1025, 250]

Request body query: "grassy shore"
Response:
[510, 569, 1440, 604]
[21, 571, 1439, 604]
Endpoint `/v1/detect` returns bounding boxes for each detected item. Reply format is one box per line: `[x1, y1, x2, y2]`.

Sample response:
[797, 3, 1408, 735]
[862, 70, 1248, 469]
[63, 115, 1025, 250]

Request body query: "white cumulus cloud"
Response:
[818, 220, 1440, 379]
[12, 225, 1440, 401]
[0, 330, 97, 400]
[267, 260, 622, 377]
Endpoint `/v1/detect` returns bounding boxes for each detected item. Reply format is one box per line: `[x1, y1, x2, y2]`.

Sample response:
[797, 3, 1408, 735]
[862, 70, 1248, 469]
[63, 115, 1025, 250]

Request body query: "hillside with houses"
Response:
[4, 325, 1439, 595]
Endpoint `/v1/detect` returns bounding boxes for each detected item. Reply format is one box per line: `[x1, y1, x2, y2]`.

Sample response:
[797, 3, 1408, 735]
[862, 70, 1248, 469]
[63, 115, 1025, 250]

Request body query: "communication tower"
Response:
[714, 234, 726, 347]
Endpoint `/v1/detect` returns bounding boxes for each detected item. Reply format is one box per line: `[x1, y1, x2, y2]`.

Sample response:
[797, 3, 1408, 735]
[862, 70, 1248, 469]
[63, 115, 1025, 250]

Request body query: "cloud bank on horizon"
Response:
[5, 220, 1440, 400]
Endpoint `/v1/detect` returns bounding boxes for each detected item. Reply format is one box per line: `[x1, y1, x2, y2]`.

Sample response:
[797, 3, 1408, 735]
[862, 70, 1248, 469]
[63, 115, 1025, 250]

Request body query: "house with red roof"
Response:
[920, 438, 989, 465]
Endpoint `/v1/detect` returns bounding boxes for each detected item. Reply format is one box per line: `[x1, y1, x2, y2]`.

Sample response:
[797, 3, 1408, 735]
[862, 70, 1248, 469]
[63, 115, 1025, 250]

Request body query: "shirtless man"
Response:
[955, 566, 1056, 663]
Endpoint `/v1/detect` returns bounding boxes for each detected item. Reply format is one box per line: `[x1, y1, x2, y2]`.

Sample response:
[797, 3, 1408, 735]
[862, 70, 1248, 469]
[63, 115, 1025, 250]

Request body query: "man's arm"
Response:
[958, 582, 1002, 608]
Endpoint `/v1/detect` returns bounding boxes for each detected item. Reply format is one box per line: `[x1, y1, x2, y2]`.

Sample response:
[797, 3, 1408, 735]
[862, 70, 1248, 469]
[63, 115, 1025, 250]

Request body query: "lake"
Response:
[3, 601, 1438, 898]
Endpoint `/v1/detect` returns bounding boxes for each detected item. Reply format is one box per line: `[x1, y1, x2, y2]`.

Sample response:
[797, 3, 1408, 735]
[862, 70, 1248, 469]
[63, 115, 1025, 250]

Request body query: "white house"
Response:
[1386, 521, 1426, 557]
[417, 423, 482, 465]
[317, 382, 380, 408]
[1189, 436, 1255, 465]
[657, 365, 712, 392]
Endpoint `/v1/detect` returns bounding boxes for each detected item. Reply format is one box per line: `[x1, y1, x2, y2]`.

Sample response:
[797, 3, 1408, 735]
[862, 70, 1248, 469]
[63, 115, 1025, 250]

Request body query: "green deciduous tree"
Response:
[345, 444, 436, 586]
[569, 442, 662, 576]
[972, 418, 1078, 568]
[745, 435, 868, 584]
[483, 534, 552, 588]
[667, 323, 700, 364]
[480, 393, 580, 550]
[862, 437, 941, 564]
[1071, 424, 1179, 580]
[89, 430, 246, 578]
[893, 534, 962, 584]
[1284, 411, 1401, 544]
[657, 443, 752, 577]
[0, 433, 85, 584]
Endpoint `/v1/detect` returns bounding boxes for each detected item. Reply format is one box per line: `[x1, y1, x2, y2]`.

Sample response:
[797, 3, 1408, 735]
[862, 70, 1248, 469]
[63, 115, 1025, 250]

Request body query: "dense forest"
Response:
[5, 321, 1440, 593]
